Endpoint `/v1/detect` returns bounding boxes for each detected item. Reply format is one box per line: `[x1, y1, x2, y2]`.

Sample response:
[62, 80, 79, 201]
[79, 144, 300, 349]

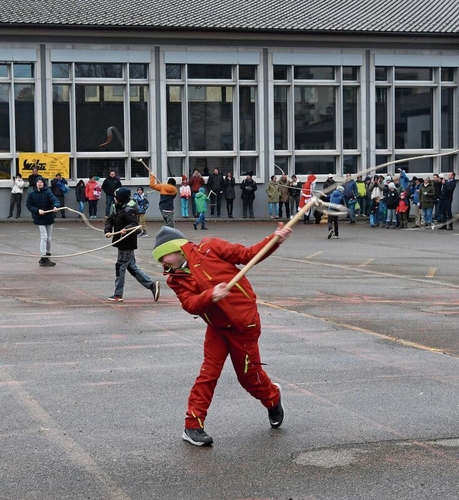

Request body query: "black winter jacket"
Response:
[104, 200, 140, 250]
[26, 186, 60, 225]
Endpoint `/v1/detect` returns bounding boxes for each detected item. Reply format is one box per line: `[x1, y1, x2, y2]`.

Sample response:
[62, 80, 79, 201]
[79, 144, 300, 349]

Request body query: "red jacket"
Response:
[299, 174, 317, 209]
[165, 235, 280, 331]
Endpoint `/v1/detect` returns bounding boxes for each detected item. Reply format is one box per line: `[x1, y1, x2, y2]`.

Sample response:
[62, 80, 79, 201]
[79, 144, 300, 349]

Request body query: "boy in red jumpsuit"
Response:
[152, 224, 291, 446]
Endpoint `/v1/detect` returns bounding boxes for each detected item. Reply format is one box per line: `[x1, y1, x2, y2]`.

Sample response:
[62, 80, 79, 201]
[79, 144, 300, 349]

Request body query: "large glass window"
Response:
[343, 87, 358, 149]
[274, 86, 288, 150]
[441, 88, 454, 149]
[295, 155, 335, 175]
[395, 87, 433, 149]
[239, 86, 256, 150]
[15, 84, 35, 152]
[294, 86, 336, 150]
[375, 87, 388, 149]
[188, 86, 233, 151]
[53, 85, 71, 152]
[76, 84, 124, 152]
[166, 85, 182, 151]
[129, 84, 149, 151]
[0, 84, 10, 152]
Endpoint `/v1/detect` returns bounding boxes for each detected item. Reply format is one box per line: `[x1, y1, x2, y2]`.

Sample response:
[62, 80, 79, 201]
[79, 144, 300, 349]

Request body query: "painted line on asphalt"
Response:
[258, 300, 449, 357]
[305, 251, 323, 259]
[426, 267, 437, 278]
[271, 255, 459, 289]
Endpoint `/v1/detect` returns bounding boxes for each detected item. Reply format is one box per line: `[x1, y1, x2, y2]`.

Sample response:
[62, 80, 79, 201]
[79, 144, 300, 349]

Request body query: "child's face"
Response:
[161, 251, 186, 271]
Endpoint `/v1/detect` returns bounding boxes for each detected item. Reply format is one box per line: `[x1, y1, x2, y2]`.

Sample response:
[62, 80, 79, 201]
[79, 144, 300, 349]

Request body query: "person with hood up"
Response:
[26, 176, 60, 267]
[298, 173, 317, 224]
[132, 187, 150, 237]
[150, 175, 178, 228]
[327, 185, 345, 239]
[193, 187, 210, 230]
[151, 222, 291, 446]
[266, 175, 280, 219]
[104, 187, 160, 302]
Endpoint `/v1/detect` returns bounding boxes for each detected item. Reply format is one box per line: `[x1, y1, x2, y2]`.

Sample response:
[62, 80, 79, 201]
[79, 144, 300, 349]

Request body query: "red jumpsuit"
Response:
[165, 235, 281, 429]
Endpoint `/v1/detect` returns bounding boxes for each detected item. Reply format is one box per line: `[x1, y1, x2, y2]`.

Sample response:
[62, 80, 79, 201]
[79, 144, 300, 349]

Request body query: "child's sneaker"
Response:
[150, 282, 160, 302]
[108, 295, 123, 302]
[182, 428, 213, 447]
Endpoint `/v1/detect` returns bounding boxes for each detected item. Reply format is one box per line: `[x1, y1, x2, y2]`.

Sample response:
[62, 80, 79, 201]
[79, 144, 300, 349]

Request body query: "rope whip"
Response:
[0, 206, 141, 259]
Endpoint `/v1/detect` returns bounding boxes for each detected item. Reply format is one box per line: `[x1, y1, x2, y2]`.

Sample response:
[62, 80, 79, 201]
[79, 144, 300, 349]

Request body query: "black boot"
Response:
[448, 224, 453, 231]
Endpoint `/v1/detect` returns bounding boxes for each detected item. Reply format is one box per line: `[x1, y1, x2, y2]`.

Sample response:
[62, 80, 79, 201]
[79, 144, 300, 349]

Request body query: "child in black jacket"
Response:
[104, 187, 160, 302]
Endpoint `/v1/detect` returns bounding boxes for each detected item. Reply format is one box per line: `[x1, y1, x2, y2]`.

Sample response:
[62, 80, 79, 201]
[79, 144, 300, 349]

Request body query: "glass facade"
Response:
[0, 52, 456, 184]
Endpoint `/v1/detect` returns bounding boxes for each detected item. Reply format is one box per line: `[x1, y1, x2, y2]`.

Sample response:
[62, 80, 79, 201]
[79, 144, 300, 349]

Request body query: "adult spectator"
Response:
[432, 173, 442, 221]
[240, 172, 257, 218]
[189, 169, 205, 218]
[278, 174, 290, 220]
[409, 177, 423, 228]
[419, 177, 435, 228]
[206, 168, 225, 217]
[102, 171, 122, 218]
[438, 172, 456, 230]
[223, 172, 236, 218]
[266, 175, 280, 219]
[51, 173, 69, 218]
[27, 167, 40, 194]
[8, 173, 25, 219]
[342, 173, 358, 223]
[288, 175, 302, 217]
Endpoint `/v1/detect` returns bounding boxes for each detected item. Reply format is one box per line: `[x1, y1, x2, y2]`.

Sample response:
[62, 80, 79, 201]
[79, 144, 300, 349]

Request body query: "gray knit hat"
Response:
[152, 226, 188, 262]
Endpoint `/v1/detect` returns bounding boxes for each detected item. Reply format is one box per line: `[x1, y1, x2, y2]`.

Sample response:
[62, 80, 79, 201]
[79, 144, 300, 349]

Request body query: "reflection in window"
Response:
[167, 85, 182, 151]
[52, 63, 70, 79]
[343, 87, 358, 149]
[0, 159, 10, 178]
[239, 65, 256, 80]
[0, 84, 10, 152]
[75, 64, 122, 78]
[188, 65, 231, 79]
[131, 157, 151, 178]
[188, 86, 233, 151]
[394, 67, 432, 81]
[273, 65, 288, 80]
[14, 64, 34, 79]
[0, 64, 8, 78]
[295, 155, 335, 175]
[395, 155, 432, 173]
[129, 64, 148, 79]
[130, 85, 149, 152]
[294, 66, 334, 80]
[441, 68, 454, 82]
[343, 67, 359, 81]
[343, 155, 358, 174]
[441, 88, 453, 149]
[375, 88, 388, 149]
[375, 67, 388, 82]
[77, 158, 125, 179]
[395, 87, 433, 149]
[76, 85, 124, 152]
[15, 84, 35, 152]
[167, 157, 182, 177]
[240, 157, 257, 177]
[166, 64, 181, 80]
[274, 86, 288, 150]
[294, 86, 336, 150]
[189, 157, 233, 176]
[239, 86, 256, 150]
[53, 85, 71, 152]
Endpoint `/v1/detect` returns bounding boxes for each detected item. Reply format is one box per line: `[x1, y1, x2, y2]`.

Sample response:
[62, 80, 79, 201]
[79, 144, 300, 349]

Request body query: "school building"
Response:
[0, 0, 458, 217]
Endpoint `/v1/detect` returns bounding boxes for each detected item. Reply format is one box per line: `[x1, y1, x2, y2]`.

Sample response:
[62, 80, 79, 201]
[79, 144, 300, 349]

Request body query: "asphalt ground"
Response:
[1, 217, 459, 500]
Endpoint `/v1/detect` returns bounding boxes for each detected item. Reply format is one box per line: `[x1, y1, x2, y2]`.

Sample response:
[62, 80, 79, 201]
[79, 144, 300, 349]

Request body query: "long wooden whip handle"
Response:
[224, 197, 321, 291]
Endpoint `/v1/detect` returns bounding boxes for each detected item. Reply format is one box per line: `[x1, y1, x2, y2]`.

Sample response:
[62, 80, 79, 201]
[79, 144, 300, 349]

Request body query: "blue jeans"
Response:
[114, 249, 154, 297]
[386, 208, 397, 224]
[195, 212, 207, 228]
[268, 202, 279, 217]
[422, 207, 433, 225]
[105, 195, 114, 217]
[78, 201, 85, 213]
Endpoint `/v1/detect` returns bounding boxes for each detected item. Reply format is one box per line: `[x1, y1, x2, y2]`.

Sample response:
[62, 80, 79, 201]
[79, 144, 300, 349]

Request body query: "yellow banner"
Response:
[19, 153, 70, 179]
